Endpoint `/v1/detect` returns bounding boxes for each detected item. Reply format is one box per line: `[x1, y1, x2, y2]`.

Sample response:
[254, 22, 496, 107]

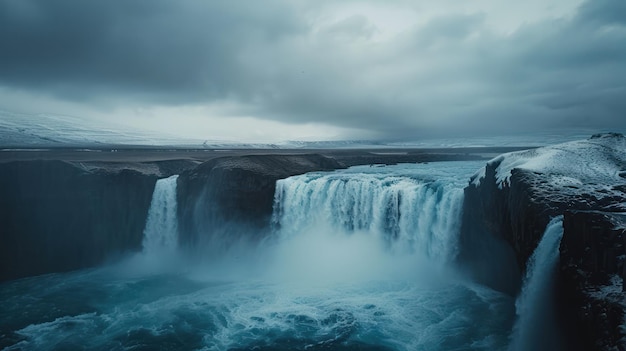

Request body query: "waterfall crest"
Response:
[142, 175, 180, 255]
[271, 164, 469, 262]
[509, 216, 564, 351]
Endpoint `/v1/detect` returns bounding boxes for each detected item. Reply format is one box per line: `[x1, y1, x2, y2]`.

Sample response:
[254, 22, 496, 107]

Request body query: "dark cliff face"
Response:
[559, 211, 626, 351]
[460, 164, 556, 282]
[460, 135, 626, 351]
[177, 154, 343, 247]
[0, 154, 340, 281]
[458, 163, 538, 294]
[0, 160, 158, 282]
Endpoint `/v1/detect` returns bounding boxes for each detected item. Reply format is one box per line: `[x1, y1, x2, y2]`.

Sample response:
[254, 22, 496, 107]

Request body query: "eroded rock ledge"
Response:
[0, 159, 198, 282]
[460, 133, 626, 351]
[0, 160, 158, 281]
[176, 154, 343, 246]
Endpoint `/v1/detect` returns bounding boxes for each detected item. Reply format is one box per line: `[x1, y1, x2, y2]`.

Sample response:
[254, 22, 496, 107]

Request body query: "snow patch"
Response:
[587, 274, 624, 301]
[472, 134, 626, 189]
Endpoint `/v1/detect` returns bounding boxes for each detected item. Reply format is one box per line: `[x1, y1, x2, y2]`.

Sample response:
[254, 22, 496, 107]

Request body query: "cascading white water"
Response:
[142, 175, 180, 255]
[509, 216, 564, 351]
[272, 162, 476, 263]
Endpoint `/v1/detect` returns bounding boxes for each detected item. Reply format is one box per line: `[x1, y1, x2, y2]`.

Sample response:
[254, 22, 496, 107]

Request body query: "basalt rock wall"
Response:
[176, 154, 343, 247]
[0, 160, 158, 281]
[459, 137, 626, 351]
[559, 211, 626, 351]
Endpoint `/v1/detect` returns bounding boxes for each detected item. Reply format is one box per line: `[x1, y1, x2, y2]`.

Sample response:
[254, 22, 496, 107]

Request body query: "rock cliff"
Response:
[0, 159, 197, 282]
[0, 154, 342, 281]
[176, 154, 343, 247]
[460, 133, 626, 350]
[0, 160, 157, 281]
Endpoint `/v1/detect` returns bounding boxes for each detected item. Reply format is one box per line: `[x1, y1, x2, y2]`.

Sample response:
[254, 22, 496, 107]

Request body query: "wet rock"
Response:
[559, 211, 626, 351]
[0, 160, 158, 281]
[176, 154, 343, 246]
[460, 134, 626, 350]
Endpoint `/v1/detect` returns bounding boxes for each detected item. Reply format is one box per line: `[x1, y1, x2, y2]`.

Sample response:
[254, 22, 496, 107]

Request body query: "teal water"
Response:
[0, 265, 516, 351]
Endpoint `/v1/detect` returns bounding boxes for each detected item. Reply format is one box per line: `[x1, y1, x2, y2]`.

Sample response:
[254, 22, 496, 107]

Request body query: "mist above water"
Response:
[263, 163, 477, 286]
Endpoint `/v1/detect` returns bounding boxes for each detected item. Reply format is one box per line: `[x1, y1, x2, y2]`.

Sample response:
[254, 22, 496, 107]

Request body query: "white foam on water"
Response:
[4, 272, 515, 351]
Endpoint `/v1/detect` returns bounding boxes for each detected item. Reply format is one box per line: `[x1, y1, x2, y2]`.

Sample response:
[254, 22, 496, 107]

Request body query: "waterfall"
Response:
[509, 216, 564, 351]
[142, 175, 180, 255]
[271, 164, 468, 262]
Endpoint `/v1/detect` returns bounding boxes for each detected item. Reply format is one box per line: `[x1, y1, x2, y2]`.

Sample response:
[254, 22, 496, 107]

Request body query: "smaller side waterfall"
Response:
[142, 175, 180, 255]
[509, 216, 564, 351]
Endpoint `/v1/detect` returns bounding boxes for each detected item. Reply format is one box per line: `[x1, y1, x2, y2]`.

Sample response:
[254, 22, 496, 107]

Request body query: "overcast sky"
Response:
[0, 0, 625, 142]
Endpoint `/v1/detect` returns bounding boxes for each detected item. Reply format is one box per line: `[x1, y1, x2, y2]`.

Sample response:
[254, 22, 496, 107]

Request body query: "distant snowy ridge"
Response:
[0, 110, 197, 146]
[471, 133, 626, 189]
[276, 132, 599, 149]
[0, 110, 275, 148]
[0, 109, 616, 149]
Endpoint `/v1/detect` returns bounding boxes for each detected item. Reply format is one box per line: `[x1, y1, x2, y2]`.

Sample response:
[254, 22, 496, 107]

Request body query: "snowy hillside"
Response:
[0, 111, 294, 148]
[471, 133, 626, 211]
[0, 110, 612, 149]
[0, 110, 201, 147]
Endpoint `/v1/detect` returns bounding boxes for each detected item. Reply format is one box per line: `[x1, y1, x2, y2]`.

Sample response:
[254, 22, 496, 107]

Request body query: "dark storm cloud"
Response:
[478, 0, 626, 132]
[0, 0, 625, 139]
[0, 0, 303, 102]
[578, 0, 626, 26]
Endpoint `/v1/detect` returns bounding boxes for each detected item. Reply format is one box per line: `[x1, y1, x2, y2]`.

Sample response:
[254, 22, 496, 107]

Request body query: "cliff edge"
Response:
[461, 133, 626, 350]
[176, 154, 343, 247]
[0, 160, 158, 281]
[0, 159, 198, 282]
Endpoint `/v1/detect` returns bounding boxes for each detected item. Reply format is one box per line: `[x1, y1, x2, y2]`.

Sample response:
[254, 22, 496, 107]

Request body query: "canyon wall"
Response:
[0, 160, 157, 281]
[0, 154, 343, 281]
[176, 154, 343, 247]
[2, 140, 624, 351]
[459, 134, 626, 351]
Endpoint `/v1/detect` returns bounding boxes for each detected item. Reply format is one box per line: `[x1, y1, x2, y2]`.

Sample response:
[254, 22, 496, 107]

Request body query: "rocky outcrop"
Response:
[0, 154, 340, 281]
[0, 158, 200, 282]
[458, 166, 543, 294]
[176, 154, 343, 247]
[0, 160, 159, 281]
[559, 211, 626, 351]
[460, 134, 626, 350]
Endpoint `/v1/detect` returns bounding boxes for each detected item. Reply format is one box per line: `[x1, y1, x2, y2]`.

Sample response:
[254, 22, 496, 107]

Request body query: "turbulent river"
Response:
[0, 161, 562, 351]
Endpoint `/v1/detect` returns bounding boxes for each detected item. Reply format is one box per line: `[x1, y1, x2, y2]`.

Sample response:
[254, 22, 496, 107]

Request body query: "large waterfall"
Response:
[142, 175, 180, 255]
[271, 162, 472, 263]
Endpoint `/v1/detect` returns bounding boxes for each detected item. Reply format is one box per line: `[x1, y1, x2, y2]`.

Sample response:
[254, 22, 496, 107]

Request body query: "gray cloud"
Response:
[0, 0, 624, 140]
[0, 0, 303, 102]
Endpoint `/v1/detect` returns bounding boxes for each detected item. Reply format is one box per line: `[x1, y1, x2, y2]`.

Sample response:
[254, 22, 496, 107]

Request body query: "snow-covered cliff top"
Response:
[472, 133, 626, 187]
[471, 133, 626, 212]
